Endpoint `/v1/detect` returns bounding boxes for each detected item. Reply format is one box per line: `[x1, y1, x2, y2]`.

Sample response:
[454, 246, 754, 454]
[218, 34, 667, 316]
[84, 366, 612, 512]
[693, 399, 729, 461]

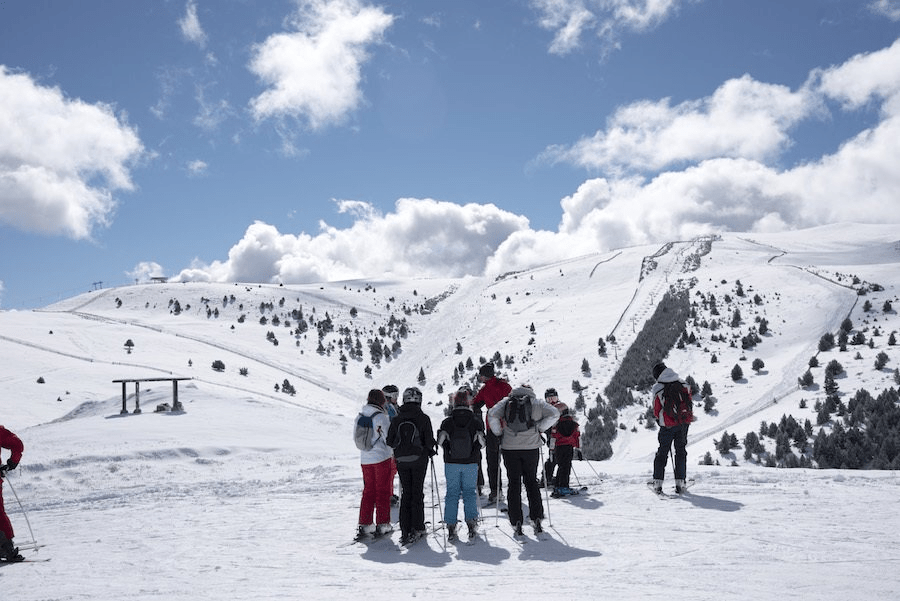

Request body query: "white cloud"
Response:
[869, 0, 900, 21]
[172, 39, 900, 287]
[127, 261, 167, 283]
[179, 0, 208, 48]
[0, 67, 144, 239]
[541, 75, 817, 175]
[531, 0, 683, 56]
[247, 0, 394, 129]
[173, 199, 527, 284]
[816, 37, 900, 111]
[186, 160, 208, 176]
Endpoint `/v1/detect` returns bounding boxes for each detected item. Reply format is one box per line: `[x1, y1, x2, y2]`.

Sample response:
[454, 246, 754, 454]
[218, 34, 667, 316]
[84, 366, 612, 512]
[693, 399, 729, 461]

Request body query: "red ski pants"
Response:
[358, 458, 393, 526]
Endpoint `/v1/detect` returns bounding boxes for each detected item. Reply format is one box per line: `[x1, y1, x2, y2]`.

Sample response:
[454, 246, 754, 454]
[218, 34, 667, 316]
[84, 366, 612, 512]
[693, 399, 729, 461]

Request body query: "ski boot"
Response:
[466, 519, 478, 539]
[447, 524, 457, 542]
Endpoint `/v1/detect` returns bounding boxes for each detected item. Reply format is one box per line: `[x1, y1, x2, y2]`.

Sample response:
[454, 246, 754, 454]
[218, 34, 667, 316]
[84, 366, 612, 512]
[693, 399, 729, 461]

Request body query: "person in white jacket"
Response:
[488, 385, 559, 535]
[356, 389, 394, 539]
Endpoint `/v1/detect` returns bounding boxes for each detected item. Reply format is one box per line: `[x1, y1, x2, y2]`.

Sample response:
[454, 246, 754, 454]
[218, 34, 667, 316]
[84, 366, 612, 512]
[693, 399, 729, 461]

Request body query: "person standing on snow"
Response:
[549, 406, 582, 496]
[650, 362, 695, 494]
[540, 387, 566, 488]
[0, 425, 25, 562]
[386, 387, 436, 545]
[471, 362, 511, 504]
[437, 389, 485, 541]
[381, 384, 401, 507]
[488, 385, 560, 536]
[355, 390, 394, 540]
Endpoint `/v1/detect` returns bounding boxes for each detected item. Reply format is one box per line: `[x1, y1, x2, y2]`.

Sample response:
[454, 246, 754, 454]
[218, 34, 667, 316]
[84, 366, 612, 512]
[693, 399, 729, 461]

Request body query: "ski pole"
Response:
[583, 457, 603, 481]
[571, 461, 582, 487]
[494, 442, 503, 527]
[3, 473, 37, 548]
[669, 447, 676, 481]
[539, 442, 552, 527]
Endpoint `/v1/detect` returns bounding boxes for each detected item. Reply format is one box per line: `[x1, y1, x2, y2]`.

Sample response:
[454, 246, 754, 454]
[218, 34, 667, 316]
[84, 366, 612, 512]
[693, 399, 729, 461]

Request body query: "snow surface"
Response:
[1, 223, 899, 600]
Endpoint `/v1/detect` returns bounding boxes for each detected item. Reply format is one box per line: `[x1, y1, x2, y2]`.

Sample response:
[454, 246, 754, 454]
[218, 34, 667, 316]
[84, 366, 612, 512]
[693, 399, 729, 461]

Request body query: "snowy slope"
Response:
[0, 223, 899, 600]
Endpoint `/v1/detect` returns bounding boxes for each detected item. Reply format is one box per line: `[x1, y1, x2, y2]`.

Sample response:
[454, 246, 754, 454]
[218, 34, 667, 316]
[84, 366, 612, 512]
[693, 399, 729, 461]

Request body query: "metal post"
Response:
[133, 382, 142, 414]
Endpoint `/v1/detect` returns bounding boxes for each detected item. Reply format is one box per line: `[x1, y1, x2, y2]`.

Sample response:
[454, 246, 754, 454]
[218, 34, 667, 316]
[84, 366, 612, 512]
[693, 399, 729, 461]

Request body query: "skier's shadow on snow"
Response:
[679, 492, 742, 512]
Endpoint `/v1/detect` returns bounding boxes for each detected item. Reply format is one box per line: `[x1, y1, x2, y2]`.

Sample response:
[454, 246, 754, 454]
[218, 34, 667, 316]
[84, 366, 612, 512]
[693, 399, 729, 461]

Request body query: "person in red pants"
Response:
[0, 425, 24, 562]
[355, 390, 394, 540]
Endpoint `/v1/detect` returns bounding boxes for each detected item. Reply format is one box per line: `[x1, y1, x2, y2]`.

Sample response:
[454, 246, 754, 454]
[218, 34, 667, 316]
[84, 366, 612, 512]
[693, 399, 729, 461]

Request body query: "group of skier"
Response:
[354, 360, 695, 543]
[355, 362, 595, 542]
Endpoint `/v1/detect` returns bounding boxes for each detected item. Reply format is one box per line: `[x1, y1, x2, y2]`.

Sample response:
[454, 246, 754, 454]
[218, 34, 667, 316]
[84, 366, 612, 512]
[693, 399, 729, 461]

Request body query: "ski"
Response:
[343, 527, 396, 547]
[550, 486, 588, 498]
[0, 558, 51, 565]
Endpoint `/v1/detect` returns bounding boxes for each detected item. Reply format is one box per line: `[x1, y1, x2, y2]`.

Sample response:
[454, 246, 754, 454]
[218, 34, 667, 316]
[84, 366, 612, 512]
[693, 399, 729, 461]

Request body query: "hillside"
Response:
[0, 223, 899, 600]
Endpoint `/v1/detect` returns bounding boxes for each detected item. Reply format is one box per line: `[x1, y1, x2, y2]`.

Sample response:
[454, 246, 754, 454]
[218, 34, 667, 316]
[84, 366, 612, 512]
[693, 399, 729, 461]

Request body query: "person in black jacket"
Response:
[437, 390, 485, 541]
[386, 387, 436, 544]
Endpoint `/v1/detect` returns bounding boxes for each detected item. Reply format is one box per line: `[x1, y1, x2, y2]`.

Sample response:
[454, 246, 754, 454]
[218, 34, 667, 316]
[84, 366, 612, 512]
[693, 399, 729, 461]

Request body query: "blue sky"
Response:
[1, 0, 899, 309]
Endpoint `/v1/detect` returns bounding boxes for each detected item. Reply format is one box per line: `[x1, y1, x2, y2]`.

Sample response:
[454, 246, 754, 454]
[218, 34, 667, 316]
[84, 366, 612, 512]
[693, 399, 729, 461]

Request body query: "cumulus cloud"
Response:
[247, 0, 394, 129]
[541, 75, 818, 175]
[531, 0, 681, 55]
[171, 38, 900, 285]
[0, 67, 144, 239]
[128, 261, 167, 283]
[174, 198, 528, 284]
[179, 0, 208, 48]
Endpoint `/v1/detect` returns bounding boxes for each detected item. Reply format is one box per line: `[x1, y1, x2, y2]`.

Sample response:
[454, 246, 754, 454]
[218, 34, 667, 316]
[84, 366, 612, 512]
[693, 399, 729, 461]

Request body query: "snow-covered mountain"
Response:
[1, 223, 898, 600]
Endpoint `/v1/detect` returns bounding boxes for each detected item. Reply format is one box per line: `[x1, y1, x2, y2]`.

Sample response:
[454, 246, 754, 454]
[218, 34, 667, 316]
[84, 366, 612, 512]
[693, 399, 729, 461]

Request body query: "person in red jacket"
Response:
[0, 425, 24, 562]
[471, 362, 511, 504]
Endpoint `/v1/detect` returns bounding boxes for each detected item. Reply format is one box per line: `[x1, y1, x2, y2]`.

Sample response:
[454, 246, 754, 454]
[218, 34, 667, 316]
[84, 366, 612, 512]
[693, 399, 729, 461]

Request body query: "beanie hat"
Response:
[652, 362, 667, 380]
[479, 363, 495, 378]
[402, 386, 423, 404]
[367, 389, 386, 406]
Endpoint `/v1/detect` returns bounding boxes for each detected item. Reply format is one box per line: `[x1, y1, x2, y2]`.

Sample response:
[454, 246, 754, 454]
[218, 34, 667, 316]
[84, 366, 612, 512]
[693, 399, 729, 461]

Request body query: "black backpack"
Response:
[662, 381, 694, 425]
[504, 393, 534, 433]
[448, 422, 475, 460]
[392, 418, 425, 462]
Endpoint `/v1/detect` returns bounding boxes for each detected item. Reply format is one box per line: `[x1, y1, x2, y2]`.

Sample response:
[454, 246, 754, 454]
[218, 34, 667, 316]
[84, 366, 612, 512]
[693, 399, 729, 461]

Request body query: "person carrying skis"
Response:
[0, 425, 25, 562]
[650, 362, 695, 494]
[488, 385, 560, 536]
[355, 390, 394, 540]
[550, 406, 582, 497]
[437, 389, 485, 541]
[471, 362, 511, 504]
[381, 384, 401, 506]
[386, 387, 436, 545]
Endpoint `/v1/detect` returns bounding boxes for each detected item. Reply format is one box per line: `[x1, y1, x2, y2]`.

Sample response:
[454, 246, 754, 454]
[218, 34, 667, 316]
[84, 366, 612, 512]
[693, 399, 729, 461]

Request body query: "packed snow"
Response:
[1, 223, 899, 600]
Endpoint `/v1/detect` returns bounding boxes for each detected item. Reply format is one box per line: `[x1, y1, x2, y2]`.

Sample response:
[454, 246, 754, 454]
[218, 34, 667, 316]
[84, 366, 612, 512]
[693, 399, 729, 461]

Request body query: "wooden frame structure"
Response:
[113, 377, 193, 414]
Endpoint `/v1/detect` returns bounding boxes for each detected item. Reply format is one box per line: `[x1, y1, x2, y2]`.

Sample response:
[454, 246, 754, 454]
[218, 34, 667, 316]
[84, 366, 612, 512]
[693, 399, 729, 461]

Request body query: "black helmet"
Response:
[544, 387, 558, 399]
[402, 386, 423, 404]
[479, 363, 495, 378]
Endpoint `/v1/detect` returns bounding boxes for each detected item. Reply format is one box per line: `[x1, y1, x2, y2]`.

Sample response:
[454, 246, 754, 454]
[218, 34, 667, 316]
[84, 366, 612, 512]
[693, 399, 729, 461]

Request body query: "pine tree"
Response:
[731, 364, 743, 381]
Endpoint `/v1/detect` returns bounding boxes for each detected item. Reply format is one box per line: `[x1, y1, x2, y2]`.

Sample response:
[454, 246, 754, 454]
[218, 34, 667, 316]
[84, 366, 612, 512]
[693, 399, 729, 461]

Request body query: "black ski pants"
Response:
[397, 460, 429, 536]
[501, 448, 543, 526]
[485, 429, 502, 495]
[654, 423, 689, 480]
[554, 445, 574, 488]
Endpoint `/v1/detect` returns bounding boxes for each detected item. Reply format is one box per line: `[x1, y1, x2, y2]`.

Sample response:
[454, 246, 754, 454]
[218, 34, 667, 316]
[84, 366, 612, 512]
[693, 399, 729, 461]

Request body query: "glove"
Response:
[575, 449, 583, 461]
[6, 460, 17, 470]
